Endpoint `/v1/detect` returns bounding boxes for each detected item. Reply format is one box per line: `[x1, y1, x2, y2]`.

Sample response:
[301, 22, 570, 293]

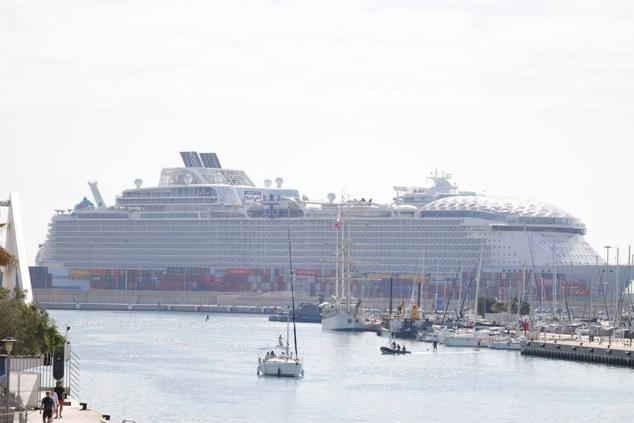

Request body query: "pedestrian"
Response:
[54, 380, 65, 418]
[433, 340, 438, 351]
[41, 392, 55, 423]
[51, 389, 60, 419]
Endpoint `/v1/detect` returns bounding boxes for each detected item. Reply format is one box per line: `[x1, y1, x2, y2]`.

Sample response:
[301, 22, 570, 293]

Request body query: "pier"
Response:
[39, 302, 281, 314]
[521, 338, 634, 367]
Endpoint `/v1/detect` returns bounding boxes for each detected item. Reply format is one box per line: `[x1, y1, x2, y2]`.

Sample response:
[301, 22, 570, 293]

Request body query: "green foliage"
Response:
[478, 297, 530, 316]
[477, 296, 497, 316]
[0, 247, 16, 268]
[0, 288, 65, 355]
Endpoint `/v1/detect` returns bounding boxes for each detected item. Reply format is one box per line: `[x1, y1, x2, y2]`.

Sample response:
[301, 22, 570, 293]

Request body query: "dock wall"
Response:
[521, 340, 634, 367]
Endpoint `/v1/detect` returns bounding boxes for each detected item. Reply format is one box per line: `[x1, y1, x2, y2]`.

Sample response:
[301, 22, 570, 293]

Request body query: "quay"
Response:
[52, 400, 105, 423]
[39, 302, 281, 314]
[521, 338, 634, 367]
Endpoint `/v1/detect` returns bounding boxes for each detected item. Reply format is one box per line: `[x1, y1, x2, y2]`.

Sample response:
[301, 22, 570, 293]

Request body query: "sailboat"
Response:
[257, 229, 304, 378]
[320, 206, 365, 331]
[445, 245, 505, 347]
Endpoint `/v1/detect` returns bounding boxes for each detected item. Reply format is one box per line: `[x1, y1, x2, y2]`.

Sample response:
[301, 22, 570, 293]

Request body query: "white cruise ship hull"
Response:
[321, 311, 365, 331]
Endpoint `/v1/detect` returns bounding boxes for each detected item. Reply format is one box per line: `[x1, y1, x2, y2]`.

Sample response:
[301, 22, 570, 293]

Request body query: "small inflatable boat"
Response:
[380, 346, 411, 355]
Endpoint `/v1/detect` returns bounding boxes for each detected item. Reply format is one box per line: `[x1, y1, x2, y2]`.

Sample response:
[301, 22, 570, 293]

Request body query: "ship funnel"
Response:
[275, 177, 284, 188]
[87, 181, 106, 208]
[134, 178, 143, 189]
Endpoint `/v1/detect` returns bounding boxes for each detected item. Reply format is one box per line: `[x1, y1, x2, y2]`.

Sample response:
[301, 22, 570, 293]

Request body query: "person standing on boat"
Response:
[523, 319, 529, 337]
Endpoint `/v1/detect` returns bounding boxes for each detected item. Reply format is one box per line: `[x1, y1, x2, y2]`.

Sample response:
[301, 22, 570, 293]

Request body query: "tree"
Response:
[477, 296, 497, 316]
[0, 288, 64, 355]
[0, 246, 16, 269]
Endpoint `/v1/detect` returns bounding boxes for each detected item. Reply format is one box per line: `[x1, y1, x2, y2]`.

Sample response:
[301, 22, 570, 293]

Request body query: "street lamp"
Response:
[2, 337, 17, 421]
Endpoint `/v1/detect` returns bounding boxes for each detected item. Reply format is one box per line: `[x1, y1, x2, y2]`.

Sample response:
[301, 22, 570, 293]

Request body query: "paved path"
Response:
[55, 400, 105, 423]
[35, 395, 106, 423]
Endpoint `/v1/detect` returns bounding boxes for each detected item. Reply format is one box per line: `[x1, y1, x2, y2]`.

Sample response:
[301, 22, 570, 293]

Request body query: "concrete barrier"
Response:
[521, 340, 634, 367]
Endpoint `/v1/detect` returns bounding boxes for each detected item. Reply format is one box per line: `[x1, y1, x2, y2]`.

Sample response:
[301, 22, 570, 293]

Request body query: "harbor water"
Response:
[50, 310, 634, 422]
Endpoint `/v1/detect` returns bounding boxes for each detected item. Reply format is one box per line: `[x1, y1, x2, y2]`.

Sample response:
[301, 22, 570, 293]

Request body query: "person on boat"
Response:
[391, 341, 397, 349]
[270, 350, 275, 358]
[401, 344, 407, 353]
[395, 344, 401, 352]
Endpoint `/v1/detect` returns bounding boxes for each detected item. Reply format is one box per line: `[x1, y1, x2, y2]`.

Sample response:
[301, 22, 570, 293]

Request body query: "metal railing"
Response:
[0, 409, 29, 423]
[68, 351, 80, 399]
[8, 345, 80, 397]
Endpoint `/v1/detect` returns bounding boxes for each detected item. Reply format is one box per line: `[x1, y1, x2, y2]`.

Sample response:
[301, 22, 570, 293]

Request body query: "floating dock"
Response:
[521, 339, 634, 367]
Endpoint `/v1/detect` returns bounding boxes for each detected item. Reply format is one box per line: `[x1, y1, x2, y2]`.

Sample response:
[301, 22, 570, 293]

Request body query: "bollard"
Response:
[80, 402, 87, 410]
[102, 414, 111, 420]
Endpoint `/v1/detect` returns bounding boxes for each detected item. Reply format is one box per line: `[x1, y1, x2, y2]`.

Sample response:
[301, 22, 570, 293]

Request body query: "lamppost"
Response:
[2, 337, 17, 422]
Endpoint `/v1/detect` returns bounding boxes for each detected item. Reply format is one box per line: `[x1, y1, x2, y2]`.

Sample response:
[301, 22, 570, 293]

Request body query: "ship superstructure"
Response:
[36, 152, 600, 295]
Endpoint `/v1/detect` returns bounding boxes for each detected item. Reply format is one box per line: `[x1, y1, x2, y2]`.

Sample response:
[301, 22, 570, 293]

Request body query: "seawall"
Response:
[521, 339, 634, 367]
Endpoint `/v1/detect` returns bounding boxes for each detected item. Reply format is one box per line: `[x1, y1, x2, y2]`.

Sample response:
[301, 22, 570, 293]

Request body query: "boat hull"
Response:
[488, 339, 522, 350]
[321, 311, 365, 331]
[258, 358, 304, 377]
[380, 346, 411, 354]
[445, 336, 491, 347]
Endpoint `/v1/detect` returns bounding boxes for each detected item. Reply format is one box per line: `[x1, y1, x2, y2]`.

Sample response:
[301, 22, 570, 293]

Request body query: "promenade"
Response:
[31, 395, 107, 423]
[53, 401, 103, 422]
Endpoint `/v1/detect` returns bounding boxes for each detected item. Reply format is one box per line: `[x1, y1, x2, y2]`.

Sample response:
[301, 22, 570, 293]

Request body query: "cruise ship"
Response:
[35, 152, 600, 297]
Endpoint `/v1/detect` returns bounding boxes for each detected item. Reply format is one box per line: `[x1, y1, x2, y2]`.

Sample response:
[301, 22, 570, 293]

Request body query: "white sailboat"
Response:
[320, 206, 365, 331]
[257, 230, 304, 377]
[444, 245, 494, 348]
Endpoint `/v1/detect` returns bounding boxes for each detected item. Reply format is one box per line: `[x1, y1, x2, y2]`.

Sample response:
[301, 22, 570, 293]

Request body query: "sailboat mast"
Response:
[287, 228, 298, 358]
[420, 254, 425, 315]
[335, 206, 341, 301]
[474, 245, 484, 322]
[552, 246, 557, 320]
[518, 264, 526, 321]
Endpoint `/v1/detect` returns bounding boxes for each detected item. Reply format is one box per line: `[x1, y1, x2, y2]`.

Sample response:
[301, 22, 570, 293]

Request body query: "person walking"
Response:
[54, 381, 65, 418]
[51, 390, 60, 419]
[432, 340, 438, 351]
[41, 392, 55, 423]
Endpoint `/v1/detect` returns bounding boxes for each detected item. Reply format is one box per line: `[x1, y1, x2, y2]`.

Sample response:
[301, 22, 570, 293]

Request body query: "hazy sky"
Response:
[1, 0, 633, 263]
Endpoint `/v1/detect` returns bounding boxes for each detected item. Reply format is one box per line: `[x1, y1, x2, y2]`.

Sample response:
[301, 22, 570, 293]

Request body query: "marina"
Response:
[2, 0, 634, 421]
[47, 310, 634, 423]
